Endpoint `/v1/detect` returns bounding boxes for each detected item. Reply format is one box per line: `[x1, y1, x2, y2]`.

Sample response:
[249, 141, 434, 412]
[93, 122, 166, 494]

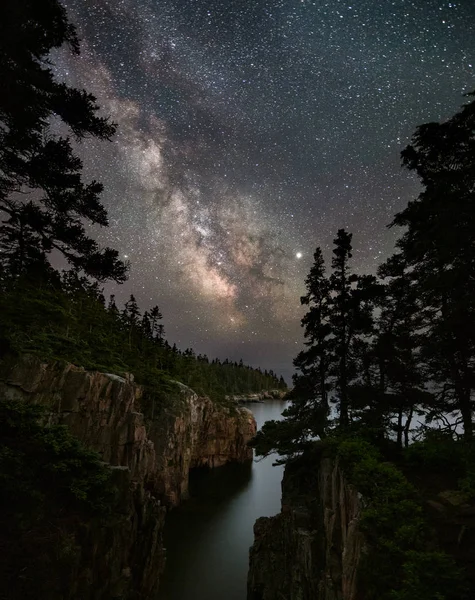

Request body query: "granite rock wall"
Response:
[247, 454, 364, 600]
[0, 354, 256, 599]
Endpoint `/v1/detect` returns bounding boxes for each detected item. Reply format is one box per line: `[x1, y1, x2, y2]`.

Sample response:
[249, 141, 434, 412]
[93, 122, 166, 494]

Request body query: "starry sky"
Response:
[55, 0, 475, 381]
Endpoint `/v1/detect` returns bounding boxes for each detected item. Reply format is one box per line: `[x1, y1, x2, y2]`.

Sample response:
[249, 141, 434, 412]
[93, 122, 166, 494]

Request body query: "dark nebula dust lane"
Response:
[55, 0, 475, 380]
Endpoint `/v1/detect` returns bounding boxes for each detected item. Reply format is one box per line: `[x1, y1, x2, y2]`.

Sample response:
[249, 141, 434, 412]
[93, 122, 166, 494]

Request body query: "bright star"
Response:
[296, 252, 303, 259]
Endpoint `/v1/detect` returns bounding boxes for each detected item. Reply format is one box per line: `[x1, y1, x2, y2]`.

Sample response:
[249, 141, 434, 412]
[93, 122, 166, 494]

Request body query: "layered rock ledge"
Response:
[0, 354, 256, 599]
[247, 454, 363, 600]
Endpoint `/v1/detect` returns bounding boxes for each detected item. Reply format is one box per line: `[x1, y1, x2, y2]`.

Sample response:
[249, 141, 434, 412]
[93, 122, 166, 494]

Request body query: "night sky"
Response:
[55, 0, 475, 381]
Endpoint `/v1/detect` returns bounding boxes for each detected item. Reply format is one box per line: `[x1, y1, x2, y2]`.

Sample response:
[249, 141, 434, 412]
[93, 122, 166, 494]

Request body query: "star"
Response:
[57, 0, 475, 382]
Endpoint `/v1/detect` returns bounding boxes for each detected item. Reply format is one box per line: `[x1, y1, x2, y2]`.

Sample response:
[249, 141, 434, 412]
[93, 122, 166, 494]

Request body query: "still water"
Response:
[160, 400, 288, 600]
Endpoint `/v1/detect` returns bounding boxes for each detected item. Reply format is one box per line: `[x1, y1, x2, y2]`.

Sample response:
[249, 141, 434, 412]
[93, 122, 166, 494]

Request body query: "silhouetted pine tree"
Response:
[0, 0, 127, 282]
[149, 305, 164, 344]
[292, 246, 332, 438]
[392, 94, 475, 438]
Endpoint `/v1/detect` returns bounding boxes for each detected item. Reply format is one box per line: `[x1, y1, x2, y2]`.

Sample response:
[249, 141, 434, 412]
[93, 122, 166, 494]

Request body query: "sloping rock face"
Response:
[0, 354, 256, 599]
[247, 454, 363, 600]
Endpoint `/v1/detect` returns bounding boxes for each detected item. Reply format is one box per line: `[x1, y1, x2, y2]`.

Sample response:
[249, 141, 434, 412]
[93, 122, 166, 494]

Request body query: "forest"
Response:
[0, 275, 286, 402]
[0, 6, 284, 593]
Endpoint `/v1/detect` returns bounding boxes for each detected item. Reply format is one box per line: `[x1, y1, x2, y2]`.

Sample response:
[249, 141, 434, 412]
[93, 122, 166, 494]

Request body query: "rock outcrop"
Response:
[148, 381, 257, 506]
[226, 389, 287, 403]
[247, 454, 364, 600]
[0, 354, 256, 599]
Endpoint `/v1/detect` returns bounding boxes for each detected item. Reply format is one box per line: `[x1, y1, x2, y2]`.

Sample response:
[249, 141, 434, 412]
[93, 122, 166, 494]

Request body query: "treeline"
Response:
[254, 91, 475, 460]
[0, 272, 286, 401]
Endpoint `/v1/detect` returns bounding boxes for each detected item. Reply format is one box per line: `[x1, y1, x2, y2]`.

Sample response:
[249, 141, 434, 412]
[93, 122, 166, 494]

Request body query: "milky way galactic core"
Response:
[56, 0, 475, 379]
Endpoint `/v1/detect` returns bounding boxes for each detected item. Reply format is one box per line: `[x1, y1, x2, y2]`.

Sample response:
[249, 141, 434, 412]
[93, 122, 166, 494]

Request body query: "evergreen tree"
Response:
[347, 256, 429, 447]
[252, 231, 381, 459]
[122, 294, 140, 349]
[141, 311, 152, 340]
[329, 229, 372, 426]
[377, 257, 429, 446]
[0, 0, 127, 282]
[329, 230, 357, 425]
[392, 94, 475, 438]
[292, 246, 332, 437]
[108, 294, 119, 316]
[149, 305, 164, 343]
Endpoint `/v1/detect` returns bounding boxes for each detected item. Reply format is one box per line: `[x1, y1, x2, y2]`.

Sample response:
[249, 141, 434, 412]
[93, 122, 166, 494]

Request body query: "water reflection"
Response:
[160, 400, 288, 600]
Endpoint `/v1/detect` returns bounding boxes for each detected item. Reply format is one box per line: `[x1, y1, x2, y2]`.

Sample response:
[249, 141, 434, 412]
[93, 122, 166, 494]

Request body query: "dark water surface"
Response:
[160, 400, 288, 600]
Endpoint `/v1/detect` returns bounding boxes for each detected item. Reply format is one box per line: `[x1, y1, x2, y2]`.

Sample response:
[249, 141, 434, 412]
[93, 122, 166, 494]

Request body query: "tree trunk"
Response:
[458, 387, 473, 440]
[320, 356, 328, 418]
[340, 335, 349, 426]
[339, 362, 349, 427]
[397, 405, 403, 450]
[404, 406, 413, 448]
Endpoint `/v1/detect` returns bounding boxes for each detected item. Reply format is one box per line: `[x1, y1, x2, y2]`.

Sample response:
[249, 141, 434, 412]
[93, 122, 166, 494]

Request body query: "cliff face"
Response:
[0, 354, 256, 599]
[148, 381, 257, 506]
[247, 455, 364, 600]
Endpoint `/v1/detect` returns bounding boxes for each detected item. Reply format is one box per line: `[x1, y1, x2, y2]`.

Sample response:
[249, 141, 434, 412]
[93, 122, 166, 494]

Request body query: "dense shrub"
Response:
[333, 438, 468, 600]
[0, 397, 116, 599]
[404, 432, 475, 498]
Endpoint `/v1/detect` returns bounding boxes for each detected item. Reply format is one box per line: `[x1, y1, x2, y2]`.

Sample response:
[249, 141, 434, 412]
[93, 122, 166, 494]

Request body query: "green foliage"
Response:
[250, 417, 313, 463]
[405, 432, 464, 470]
[0, 275, 286, 407]
[404, 432, 475, 498]
[332, 437, 468, 600]
[0, 396, 116, 598]
[390, 551, 466, 600]
[0, 397, 115, 518]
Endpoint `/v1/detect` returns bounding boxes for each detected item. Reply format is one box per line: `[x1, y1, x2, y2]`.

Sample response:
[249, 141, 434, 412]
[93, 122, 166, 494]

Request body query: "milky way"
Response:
[55, 0, 475, 380]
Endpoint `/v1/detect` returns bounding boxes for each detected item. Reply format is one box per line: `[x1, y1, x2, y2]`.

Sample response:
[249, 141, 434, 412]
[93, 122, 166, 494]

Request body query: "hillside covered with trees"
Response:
[0, 274, 286, 401]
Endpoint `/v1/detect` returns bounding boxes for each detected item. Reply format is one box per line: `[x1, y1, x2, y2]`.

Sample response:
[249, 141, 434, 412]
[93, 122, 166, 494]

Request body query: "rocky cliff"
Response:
[0, 354, 256, 599]
[247, 454, 364, 600]
[148, 380, 257, 506]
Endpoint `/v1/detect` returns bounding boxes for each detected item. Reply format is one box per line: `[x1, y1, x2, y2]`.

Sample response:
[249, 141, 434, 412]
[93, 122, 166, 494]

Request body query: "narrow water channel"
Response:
[160, 400, 288, 600]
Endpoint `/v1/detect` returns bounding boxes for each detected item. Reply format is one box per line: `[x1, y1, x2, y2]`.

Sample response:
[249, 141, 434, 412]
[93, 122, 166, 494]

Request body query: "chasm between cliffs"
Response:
[159, 400, 288, 600]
